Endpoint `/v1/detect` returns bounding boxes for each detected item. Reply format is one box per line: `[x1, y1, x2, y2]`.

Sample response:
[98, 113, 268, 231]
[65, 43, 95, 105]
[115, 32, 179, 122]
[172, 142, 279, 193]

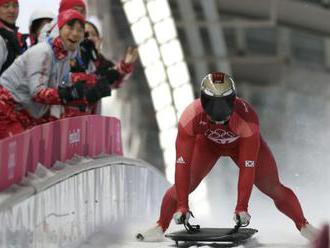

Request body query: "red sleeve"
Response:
[32, 88, 62, 104]
[174, 101, 197, 211]
[71, 72, 97, 87]
[231, 99, 260, 212]
[111, 60, 134, 89]
[236, 132, 260, 212]
[175, 125, 195, 211]
[32, 88, 89, 106]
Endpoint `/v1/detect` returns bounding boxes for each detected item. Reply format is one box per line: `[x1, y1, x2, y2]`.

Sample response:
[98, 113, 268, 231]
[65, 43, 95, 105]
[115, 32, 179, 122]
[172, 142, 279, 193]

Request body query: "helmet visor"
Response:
[201, 91, 236, 122]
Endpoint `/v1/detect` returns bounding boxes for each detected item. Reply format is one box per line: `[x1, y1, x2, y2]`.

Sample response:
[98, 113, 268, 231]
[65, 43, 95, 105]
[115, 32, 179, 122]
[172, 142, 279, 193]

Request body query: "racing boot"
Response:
[136, 224, 165, 242]
[301, 223, 319, 241]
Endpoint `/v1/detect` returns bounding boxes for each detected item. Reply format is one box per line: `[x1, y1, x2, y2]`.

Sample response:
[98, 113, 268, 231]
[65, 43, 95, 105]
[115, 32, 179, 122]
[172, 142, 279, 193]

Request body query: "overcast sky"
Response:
[16, 0, 59, 33]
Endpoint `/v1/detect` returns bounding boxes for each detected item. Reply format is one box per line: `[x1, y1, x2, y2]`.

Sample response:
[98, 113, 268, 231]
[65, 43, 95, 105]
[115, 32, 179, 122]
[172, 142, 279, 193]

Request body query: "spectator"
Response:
[38, 0, 137, 118]
[24, 10, 55, 47]
[39, 0, 86, 42]
[0, 0, 23, 75]
[73, 20, 138, 86]
[0, 9, 111, 139]
[62, 20, 138, 117]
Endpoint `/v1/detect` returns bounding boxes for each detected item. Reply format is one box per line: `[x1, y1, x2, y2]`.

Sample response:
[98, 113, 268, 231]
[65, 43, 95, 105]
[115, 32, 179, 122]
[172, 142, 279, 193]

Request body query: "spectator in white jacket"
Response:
[0, 9, 90, 139]
[39, 0, 86, 43]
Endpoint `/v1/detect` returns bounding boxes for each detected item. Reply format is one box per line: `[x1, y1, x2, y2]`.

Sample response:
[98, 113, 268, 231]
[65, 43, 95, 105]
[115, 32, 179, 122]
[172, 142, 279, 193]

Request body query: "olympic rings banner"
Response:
[0, 115, 123, 192]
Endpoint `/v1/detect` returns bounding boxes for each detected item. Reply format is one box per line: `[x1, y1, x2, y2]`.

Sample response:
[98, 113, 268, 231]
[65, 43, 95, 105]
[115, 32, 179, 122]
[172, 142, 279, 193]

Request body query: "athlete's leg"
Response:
[157, 136, 220, 231]
[254, 136, 307, 230]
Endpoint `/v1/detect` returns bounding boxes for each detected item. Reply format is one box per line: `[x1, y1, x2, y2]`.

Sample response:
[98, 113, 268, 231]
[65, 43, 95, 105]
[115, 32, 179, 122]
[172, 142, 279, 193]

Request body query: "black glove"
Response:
[85, 81, 111, 104]
[97, 54, 115, 70]
[96, 68, 121, 86]
[58, 81, 85, 104]
[80, 38, 98, 65]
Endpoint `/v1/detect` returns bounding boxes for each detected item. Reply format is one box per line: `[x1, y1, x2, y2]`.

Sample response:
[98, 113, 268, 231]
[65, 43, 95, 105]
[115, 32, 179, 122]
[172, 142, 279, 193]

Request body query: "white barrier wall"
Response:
[0, 156, 169, 248]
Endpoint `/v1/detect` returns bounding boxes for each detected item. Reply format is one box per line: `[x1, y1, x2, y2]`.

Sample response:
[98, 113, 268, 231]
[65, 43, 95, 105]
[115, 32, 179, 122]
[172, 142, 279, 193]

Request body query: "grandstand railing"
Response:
[0, 115, 123, 192]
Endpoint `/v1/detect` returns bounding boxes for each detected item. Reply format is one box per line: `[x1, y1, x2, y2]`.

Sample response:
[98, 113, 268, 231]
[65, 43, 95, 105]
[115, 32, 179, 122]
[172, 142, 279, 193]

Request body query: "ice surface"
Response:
[78, 161, 329, 248]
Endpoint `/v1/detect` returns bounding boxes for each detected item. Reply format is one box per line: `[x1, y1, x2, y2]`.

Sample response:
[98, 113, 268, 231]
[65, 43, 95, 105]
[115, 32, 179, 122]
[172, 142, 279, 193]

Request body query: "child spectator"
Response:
[39, 0, 86, 42]
[0, 9, 113, 139]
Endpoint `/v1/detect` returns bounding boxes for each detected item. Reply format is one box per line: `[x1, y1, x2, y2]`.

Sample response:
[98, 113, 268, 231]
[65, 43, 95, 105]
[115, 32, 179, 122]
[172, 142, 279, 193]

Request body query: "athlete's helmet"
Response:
[200, 72, 236, 122]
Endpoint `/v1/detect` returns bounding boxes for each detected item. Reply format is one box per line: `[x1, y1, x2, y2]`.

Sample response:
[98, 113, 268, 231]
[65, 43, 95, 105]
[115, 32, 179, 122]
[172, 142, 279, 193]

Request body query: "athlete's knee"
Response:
[272, 183, 297, 202]
[257, 181, 284, 198]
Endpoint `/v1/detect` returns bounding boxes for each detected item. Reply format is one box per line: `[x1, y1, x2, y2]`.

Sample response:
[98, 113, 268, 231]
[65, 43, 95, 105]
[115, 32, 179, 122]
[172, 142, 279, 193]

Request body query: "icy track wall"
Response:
[0, 156, 169, 248]
[0, 115, 170, 247]
[0, 156, 168, 248]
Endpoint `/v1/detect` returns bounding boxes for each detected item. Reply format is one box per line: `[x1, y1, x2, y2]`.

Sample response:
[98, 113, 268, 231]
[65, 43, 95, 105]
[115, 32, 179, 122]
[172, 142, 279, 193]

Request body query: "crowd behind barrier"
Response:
[0, 115, 123, 192]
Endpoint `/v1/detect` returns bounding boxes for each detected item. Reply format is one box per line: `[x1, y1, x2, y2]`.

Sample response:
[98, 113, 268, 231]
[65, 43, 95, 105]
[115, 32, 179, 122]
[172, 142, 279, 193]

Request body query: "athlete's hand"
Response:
[173, 207, 190, 225]
[233, 211, 251, 226]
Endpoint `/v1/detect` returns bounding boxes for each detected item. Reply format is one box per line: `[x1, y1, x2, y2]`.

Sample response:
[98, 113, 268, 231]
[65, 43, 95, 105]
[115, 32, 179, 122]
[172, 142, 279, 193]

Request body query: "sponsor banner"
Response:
[0, 131, 30, 191]
[87, 115, 107, 157]
[107, 117, 123, 156]
[27, 126, 42, 173]
[39, 121, 61, 168]
[59, 116, 88, 161]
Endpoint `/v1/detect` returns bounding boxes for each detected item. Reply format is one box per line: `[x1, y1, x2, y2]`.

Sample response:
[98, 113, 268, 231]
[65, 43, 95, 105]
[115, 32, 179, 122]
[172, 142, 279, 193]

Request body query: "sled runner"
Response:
[165, 222, 258, 247]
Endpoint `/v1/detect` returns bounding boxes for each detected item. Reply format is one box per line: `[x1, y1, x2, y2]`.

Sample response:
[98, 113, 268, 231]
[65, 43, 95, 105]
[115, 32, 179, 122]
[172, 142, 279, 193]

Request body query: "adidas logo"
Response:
[176, 156, 186, 164]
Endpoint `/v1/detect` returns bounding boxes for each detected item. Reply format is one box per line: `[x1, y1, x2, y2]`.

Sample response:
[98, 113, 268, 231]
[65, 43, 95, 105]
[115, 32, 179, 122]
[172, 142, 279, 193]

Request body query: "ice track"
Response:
[80, 162, 329, 247]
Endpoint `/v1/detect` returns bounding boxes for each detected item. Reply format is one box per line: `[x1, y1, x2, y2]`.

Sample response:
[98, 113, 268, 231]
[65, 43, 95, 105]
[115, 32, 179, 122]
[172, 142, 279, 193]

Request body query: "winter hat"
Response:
[0, 0, 18, 6]
[57, 9, 85, 30]
[29, 10, 55, 27]
[59, 0, 86, 13]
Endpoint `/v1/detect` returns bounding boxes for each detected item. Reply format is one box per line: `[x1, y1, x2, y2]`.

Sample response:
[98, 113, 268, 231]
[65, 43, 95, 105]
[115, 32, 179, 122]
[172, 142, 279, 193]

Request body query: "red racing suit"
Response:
[157, 98, 308, 231]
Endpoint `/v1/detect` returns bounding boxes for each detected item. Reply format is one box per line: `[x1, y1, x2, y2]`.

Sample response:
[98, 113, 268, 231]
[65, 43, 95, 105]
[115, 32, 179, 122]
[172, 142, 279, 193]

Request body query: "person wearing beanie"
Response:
[77, 20, 138, 85]
[38, 0, 86, 43]
[59, 0, 86, 15]
[0, 0, 23, 75]
[0, 9, 88, 138]
[65, 20, 138, 118]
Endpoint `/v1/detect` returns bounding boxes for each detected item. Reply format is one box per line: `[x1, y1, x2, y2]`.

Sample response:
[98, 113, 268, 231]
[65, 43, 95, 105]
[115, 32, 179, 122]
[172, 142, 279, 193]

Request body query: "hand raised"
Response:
[124, 46, 138, 64]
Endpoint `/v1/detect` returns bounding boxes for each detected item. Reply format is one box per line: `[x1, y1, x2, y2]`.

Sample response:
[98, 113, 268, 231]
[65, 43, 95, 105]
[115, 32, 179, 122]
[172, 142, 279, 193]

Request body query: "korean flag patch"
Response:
[245, 160, 255, 168]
